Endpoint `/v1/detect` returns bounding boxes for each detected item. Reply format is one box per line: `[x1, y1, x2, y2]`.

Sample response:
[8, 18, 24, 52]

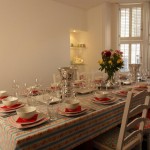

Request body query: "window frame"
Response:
[118, 3, 143, 72]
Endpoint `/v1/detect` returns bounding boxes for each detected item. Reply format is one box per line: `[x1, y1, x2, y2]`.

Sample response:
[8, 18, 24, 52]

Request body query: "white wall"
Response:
[86, 2, 112, 72]
[0, 0, 86, 92]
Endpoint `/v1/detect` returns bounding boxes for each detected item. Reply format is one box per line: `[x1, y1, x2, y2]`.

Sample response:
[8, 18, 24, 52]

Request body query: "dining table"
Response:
[0, 83, 148, 150]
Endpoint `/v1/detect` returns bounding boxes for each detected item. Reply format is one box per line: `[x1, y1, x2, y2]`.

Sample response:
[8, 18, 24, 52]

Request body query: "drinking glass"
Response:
[12, 80, 20, 97]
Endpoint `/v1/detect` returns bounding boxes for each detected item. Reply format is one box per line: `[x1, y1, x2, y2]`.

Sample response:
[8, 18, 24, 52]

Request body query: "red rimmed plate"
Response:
[0, 96, 8, 100]
[12, 113, 46, 125]
[58, 107, 88, 116]
[7, 116, 48, 129]
[0, 103, 25, 113]
[112, 90, 128, 97]
[134, 86, 148, 91]
[92, 96, 118, 105]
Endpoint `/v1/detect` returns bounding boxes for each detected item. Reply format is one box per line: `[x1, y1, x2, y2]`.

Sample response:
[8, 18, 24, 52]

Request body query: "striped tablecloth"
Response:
[0, 90, 146, 150]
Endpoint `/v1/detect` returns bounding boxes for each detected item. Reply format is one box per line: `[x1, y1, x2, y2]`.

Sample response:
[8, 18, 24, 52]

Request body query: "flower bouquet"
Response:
[98, 49, 124, 82]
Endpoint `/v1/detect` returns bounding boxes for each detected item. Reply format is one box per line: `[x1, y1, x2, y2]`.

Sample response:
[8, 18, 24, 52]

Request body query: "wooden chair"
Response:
[93, 90, 150, 150]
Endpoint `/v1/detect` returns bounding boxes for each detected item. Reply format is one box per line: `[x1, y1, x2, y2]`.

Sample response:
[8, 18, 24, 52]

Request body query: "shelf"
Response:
[70, 46, 86, 50]
[71, 63, 85, 65]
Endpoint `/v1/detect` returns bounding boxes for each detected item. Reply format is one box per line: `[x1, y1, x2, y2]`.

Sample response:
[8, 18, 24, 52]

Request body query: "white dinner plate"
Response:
[0, 103, 25, 113]
[13, 113, 46, 125]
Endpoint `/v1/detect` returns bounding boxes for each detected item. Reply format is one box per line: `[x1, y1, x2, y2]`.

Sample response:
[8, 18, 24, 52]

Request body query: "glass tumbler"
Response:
[47, 104, 58, 121]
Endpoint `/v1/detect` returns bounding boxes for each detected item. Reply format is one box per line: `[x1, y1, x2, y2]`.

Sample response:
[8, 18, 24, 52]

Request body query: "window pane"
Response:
[132, 7, 141, 37]
[120, 8, 129, 37]
[131, 44, 140, 64]
[120, 44, 129, 71]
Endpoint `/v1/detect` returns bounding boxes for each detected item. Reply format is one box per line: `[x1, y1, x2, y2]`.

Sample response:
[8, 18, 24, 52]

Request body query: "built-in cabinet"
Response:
[70, 30, 87, 66]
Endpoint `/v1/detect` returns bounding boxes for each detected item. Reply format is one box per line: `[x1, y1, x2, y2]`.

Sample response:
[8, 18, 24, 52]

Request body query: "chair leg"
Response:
[132, 143, 142, 150]
[147, 134, 150, 150]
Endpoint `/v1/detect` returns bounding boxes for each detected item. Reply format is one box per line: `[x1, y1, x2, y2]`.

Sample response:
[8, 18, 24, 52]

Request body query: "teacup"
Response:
[95, 91, 109, 98]
[16, 106, 36, 119]
[0, 91, 8, 97]
[2, 96, 18, 106]
[65, 99, 80, 110]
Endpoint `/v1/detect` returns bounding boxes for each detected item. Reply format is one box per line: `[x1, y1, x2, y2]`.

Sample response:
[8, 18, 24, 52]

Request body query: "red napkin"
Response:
[0, 103, 21, 109]
[119, 91, 127, 94]
[94, 97, 110, 101]
[65, 106, 81, 112]
[32, 90, 39, 94]
[0, 96, 8, 100]
[16, 114, 38, 123]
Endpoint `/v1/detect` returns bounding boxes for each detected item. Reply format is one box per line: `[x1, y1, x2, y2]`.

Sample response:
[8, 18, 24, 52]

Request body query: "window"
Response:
[119, 4, 142, 72]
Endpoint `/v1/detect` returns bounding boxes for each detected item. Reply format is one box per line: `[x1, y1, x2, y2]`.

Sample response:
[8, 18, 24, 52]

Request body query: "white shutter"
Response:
[119, 4, 142, 72]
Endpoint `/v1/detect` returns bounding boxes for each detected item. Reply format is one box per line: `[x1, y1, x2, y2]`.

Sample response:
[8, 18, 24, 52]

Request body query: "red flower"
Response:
[104, 50, 111, 57]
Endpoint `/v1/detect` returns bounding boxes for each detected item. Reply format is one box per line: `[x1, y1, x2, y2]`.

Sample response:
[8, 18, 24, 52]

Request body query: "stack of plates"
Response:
[7, 113, 48, 129]
[58, 106, 88, 117]
[0, 103, 25, 113]
[92, 96, 118, 105]
[112, 90, 128, 97]
[134, 86, 148, 91]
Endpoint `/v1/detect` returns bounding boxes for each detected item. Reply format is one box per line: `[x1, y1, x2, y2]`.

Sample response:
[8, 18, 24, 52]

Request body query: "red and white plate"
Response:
[7, 114, 48, 129]
[58, 107, 88, 116]
[134, 86, 147, 91]
[92, 96, 118, 105]
[0, 103, 25, 113]
[112, 90, 128, 97]
[13, 113, 46, 125]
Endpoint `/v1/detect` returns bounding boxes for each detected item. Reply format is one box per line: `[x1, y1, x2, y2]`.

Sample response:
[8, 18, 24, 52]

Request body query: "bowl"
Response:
[95, 91, 109, 98]
[16, 106, 36, 119]
[66, 100, 80, 110]
[2, 96, 18, 106]
[0, 91, 8, 97]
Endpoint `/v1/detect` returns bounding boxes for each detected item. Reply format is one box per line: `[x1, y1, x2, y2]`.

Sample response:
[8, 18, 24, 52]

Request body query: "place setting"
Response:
[0, 96, 25, 114]
[112, 87, 132, 97]
[133, 83, 148, 91]
[58, 99, 89, 117]
[92, 91, 119, 105]
[6, 106, 49, 129]
[0, 91, 9, 102]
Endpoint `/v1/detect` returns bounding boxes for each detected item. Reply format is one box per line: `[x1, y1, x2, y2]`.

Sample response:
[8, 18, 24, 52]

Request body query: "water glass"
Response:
[47, 104, 58, 121]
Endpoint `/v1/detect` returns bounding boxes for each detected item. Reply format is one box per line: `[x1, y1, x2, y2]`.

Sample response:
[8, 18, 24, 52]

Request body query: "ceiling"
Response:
[53, 0, 150, 9]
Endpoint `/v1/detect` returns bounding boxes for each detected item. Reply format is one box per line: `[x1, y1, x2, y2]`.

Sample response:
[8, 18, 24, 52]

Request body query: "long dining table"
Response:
[0, 85, 148, 150]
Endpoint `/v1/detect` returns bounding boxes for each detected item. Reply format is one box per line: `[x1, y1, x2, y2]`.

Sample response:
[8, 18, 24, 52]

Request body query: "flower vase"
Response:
[106, 74, 116, 88]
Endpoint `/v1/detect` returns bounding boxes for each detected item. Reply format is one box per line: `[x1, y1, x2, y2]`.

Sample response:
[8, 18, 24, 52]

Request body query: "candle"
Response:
[53, 74, 56, 83]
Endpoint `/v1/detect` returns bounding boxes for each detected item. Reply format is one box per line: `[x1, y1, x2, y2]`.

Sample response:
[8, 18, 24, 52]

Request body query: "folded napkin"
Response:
[16, 114, 38, 123]
[65, 106, 81, 112]
[94, 97, 110, 101]
[0, 96, 8, 100]
[0, 103, 21, 109]
[119, 91, 128, 94]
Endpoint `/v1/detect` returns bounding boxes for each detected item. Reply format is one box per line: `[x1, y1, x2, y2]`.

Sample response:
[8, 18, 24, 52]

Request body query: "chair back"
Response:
[117, 90, 150, 150]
